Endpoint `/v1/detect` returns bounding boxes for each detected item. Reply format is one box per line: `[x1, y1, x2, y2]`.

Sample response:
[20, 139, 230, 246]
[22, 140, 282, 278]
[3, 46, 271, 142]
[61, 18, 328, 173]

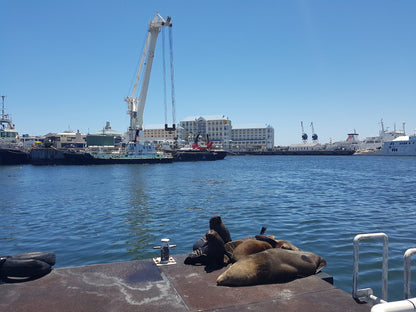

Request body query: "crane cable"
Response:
[162, 28, 168, 127]
[169, 26, 176, 126]
[162, 27, 176, 130]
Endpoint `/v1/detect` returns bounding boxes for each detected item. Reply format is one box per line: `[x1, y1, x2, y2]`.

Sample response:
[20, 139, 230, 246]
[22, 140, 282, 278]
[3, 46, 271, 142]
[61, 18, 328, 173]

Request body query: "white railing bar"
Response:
[353, 233, 389, 302]
[404, 248, 416, 299]
[371, 298, 416, 312]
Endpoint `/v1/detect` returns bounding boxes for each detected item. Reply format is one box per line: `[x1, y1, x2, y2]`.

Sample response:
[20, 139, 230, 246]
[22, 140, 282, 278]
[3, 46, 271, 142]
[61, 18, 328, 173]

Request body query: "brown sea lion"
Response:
[216, 248, 327, 287]
[205, 230, 227, 268]
[224, 237, 254, 255]
[232, 239, 273, 262]
[209, 215, 231, 243]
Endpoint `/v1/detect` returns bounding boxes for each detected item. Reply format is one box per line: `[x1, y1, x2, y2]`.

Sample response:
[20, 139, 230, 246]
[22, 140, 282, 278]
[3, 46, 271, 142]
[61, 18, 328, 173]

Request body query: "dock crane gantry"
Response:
[301, 121, 308, 143]
[311, 122, 318, 142]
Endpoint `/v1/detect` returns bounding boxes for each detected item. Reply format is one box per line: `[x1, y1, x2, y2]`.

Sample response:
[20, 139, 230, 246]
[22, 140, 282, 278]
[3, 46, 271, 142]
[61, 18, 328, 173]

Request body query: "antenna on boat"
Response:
[1, 95, 5, 119]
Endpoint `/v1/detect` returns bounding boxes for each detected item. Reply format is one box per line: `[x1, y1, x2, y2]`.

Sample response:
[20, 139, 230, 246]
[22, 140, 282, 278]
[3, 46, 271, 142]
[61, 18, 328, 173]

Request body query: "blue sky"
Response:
[1, 0, 415, 146]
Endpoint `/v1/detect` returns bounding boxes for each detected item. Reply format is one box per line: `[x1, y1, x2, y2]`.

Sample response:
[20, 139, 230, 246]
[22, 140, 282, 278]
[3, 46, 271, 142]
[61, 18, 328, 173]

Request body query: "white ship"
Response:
[374, 134, 416, 156]
[327, 120, 405, 152]
[358, 120, 405, 151]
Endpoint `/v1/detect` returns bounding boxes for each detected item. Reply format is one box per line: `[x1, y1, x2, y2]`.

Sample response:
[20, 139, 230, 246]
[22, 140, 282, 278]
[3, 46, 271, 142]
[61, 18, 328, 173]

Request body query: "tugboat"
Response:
[0, 96, 30, 165]
[171, 134, 227, 161]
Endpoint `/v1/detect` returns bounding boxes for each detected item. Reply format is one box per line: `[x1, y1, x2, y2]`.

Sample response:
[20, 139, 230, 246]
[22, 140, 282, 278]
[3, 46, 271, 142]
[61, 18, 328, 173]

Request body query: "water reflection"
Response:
[122, 166, 156, 260]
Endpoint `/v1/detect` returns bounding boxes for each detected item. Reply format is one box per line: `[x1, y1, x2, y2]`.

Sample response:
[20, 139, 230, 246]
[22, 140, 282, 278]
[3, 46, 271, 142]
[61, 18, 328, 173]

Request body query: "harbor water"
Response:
[1, 155, 416, 302]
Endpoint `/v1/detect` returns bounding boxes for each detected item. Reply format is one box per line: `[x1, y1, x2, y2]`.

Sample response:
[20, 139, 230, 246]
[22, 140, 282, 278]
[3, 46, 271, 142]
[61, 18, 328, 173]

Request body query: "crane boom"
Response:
[125, 13, 172, 142]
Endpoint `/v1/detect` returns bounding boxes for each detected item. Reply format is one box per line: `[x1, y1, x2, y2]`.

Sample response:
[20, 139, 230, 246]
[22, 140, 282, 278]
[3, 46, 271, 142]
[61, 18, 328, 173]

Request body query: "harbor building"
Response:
[230, 124, 274, 151]
[142, 115, 275, 151]
[179, 115, 232, 149]
[87, 121, 123, 146]
[143, 124, 178, 142]
[43, 130, 87, 148]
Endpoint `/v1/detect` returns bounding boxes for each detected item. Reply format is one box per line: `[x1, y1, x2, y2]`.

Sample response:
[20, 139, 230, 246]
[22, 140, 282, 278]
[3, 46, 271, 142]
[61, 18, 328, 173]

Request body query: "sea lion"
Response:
[216, 248, 327, 287]
[185, 230, 227, 268]
[255, 235, 301, 251]
[232, 239, 273, 262]
[209, 216, 232, 243]
[224, 237, 254, 255]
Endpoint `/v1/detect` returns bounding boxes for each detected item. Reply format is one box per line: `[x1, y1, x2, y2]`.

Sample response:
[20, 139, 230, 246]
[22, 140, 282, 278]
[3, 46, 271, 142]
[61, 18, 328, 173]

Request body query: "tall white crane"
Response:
[125, 13, 172, 143]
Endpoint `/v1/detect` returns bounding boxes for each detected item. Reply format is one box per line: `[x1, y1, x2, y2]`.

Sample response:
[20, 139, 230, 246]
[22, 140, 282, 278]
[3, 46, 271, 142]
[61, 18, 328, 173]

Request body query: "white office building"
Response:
[143, 116, 275, 151]
[231, 124, 274, 151]
[179, 115, 232, 149]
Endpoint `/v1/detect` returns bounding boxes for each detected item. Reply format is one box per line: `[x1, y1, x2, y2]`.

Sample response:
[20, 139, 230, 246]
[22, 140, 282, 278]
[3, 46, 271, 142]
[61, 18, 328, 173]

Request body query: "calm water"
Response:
[1, 155, 416, 301]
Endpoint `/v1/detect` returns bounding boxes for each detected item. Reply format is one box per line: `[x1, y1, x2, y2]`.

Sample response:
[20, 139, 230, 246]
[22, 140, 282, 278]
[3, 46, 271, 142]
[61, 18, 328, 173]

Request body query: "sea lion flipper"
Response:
[315, 257, 327, 273]
[255, 235, 278, 248]
[184, 248, 207, 265]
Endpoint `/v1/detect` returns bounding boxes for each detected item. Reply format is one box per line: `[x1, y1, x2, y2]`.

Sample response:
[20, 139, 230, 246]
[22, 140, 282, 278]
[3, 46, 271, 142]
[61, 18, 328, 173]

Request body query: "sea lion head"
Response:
[206, 230, 224, 246]
[209, 215, 222, 228]
[209, 215, 232, 243]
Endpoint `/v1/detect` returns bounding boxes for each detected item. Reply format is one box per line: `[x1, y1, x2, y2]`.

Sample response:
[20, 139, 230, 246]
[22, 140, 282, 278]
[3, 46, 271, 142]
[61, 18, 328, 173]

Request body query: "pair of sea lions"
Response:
[184, 216, 231, 269]
[184, 230, 228, 268]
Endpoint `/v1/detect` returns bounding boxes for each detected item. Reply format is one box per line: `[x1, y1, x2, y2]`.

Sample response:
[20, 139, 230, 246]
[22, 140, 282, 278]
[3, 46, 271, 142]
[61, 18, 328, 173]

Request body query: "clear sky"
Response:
[1, 0, 415, 146]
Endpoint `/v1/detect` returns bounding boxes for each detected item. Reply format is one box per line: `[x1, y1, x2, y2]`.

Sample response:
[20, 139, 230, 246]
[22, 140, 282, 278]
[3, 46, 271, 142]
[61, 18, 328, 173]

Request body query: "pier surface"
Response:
[0, 254, 370, 311]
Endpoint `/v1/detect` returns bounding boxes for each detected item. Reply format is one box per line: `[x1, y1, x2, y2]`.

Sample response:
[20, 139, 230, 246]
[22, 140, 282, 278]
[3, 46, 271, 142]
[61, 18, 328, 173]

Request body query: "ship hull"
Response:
[231, 150, 354, 156]
[0, 148, 30, 165]
[172, 150, 227, 161]
[30, 148, 173, 165]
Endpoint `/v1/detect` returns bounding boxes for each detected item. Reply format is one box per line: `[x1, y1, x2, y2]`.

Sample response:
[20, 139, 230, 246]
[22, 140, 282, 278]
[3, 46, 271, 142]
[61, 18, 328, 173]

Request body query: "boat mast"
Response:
[125, 14, 172, 143]
[1, 95, 5, 120]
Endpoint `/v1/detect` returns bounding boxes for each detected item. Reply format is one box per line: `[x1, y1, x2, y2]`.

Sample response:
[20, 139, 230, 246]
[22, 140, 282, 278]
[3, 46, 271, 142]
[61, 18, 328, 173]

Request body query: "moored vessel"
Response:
[169, 134, 227, 161]
[355, 134, 416, 156]
[0, 96, 30, 165]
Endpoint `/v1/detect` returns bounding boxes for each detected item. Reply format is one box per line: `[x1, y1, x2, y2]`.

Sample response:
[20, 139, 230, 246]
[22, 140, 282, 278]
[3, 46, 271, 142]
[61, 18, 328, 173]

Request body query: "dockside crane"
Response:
[311, 122, 318, 142]
[125, 13, 173, 143]
[301, 121, 308, 143]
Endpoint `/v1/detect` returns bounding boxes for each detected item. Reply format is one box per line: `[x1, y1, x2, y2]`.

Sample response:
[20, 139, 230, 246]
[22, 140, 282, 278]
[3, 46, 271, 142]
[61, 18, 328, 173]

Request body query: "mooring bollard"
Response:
[153, 238, 177, 265]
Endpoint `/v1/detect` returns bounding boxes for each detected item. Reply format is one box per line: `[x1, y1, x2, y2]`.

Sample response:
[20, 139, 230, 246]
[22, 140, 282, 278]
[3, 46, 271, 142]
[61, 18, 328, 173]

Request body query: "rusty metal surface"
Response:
[160, 254, 371, 312]
[0, 259, 185, 312]
[0, 254, 371, 312]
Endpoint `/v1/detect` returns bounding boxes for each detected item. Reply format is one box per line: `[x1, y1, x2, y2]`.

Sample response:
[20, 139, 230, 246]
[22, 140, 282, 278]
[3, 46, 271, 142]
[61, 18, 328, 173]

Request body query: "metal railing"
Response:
[404, 248, 416, 299]
[353, 233, 416, 312]
[353, 233, 389, 303]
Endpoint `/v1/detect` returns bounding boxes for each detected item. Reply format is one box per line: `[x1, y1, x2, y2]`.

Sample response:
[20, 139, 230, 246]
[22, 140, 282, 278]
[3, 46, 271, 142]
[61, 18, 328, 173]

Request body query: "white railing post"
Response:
[404, 248, 416, 299]
[353, 233, 389, 302]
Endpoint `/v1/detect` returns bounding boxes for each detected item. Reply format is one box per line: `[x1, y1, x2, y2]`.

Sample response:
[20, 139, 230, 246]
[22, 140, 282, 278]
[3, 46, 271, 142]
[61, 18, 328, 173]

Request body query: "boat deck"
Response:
[0, 254, 371, 312]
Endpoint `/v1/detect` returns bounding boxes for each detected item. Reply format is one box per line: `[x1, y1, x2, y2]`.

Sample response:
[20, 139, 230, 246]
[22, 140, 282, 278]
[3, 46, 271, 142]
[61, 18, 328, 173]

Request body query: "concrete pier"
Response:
[0, 254, 371, 311]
